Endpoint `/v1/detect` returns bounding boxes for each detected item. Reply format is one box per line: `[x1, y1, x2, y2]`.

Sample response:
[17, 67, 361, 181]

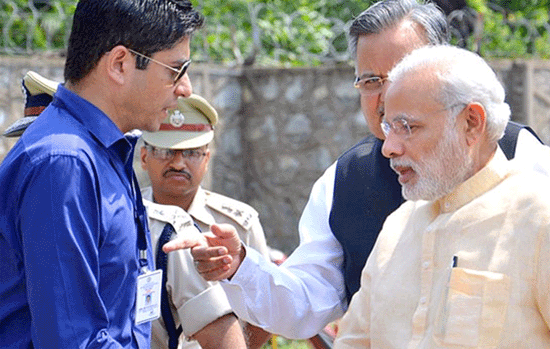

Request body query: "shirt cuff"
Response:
[226, 245, 266, 286]
[177, 283, 233, 337]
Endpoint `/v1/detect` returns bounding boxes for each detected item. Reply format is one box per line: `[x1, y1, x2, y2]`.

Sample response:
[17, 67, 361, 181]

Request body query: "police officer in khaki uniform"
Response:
[142, 198, 245, 349]
[140, 94, 269, 258]
[139, 94, 271, 349]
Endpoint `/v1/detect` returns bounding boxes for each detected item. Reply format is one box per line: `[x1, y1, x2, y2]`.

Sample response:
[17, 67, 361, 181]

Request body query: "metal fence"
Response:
[1, 0, 74, 55]
[449, 4, 550, 58]
[1, 1, 549, 63]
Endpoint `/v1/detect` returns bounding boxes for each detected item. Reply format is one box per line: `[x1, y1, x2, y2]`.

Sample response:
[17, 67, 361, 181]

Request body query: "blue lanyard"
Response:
[132, 170, 149, 272]
[108, 148, 150, 273]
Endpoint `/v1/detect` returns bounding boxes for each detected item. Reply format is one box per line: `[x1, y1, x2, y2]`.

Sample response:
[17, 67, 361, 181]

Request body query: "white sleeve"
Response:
[512, 129, 550, 176]
[221, 162, 346, 339]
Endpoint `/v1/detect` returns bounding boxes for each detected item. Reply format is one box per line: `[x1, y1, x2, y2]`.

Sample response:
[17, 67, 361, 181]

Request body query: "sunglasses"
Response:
[128, 48, 191, 84]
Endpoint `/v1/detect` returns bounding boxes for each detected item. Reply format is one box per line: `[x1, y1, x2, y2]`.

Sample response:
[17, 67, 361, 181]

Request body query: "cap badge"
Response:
[170, 110, 185, 128]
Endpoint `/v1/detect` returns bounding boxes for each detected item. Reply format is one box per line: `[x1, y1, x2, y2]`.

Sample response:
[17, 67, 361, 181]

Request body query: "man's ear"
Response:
[463, 102, 486, 146]
[105, 45, 133, 85]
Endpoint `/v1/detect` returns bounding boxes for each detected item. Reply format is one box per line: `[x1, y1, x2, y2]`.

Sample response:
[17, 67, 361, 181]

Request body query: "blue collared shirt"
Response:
[0, 85, 153, 348]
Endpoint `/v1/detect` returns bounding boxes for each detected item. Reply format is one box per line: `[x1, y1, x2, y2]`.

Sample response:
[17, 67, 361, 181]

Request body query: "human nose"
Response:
[169, 150, 187, 168]
[174, 74, 192, 98]
[381, 131, 404, 159]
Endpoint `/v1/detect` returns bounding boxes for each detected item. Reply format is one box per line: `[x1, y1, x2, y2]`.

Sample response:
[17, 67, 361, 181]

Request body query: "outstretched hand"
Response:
[162, 223, 244, 281]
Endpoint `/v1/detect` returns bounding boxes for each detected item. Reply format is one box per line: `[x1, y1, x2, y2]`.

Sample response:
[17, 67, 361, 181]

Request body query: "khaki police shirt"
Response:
[187, 186, 270, 260]
[142, 186, 270, 348]
[142, 189, 233, 349]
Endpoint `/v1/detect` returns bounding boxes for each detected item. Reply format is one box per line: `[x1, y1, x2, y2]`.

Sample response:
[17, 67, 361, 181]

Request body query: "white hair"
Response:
[388, 45, 510, 143]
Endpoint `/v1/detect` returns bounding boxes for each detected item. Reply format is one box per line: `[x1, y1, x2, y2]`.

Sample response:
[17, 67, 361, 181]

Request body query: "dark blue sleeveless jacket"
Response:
[329, 135, 403, 303]
[329, 121, 540, 303]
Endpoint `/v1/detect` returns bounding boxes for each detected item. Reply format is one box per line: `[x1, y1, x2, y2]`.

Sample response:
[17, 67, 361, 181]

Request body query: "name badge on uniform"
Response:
[135, 269, 163, 324]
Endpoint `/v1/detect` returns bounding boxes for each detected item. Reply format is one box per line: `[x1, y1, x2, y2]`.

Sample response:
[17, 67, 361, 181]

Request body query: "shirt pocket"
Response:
[433, 267, 510, 348]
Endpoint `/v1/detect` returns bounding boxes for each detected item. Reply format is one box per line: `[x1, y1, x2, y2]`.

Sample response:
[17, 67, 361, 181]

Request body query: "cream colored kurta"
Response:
[335, 148, 550, 348]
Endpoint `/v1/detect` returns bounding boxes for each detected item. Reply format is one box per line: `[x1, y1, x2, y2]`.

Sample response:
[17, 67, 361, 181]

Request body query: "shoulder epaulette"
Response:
[203, 190, 258, 230]
[144, 199, 194, 234]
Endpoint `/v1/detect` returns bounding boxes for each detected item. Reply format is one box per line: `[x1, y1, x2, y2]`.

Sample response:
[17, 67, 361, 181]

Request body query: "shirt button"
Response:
[420, 297, 427, 304]
[422, 261, 430, 269]
[97, 329, 108, 342]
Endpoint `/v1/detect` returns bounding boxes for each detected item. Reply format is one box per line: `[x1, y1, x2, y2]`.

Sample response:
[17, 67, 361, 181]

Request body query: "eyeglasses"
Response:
[381, 116, 413, 138]
[145, 144, 206, 161]
[354, 75, 388, 95]
[381, 103, 468, 138]
[128, 49, 191, 83]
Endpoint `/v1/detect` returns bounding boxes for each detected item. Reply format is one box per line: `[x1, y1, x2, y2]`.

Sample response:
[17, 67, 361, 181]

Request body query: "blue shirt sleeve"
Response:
[19, 153, 125, 348]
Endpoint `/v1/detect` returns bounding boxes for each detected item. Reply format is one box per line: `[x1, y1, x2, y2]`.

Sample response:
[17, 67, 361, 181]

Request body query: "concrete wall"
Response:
[2, 56, 550, 253]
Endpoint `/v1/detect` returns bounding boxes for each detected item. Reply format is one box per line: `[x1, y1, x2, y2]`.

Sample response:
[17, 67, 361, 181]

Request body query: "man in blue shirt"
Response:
[0, 1, 204, 347]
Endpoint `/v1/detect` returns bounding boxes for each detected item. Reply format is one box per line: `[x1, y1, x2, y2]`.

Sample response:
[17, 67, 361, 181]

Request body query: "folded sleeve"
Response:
[166, 242, 232, 337]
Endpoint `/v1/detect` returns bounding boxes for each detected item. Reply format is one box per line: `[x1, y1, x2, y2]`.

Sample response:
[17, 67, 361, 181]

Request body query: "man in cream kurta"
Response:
[334, 45, 550, 348]
[335, 149, 550, 348]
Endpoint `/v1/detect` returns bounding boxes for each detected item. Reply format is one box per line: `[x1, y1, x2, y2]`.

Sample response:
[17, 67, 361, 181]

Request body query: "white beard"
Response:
[391, 123, 474, 201]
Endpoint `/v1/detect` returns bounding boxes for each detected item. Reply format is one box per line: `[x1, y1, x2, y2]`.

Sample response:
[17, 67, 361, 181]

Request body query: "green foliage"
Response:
[488, 0, 549, 13]
[261, 336, 311, 349]
[0, 0, 75, 53]
[1, 0, 549, 63]
[193, 0, 375, 66]
[465, 0, 550, 58]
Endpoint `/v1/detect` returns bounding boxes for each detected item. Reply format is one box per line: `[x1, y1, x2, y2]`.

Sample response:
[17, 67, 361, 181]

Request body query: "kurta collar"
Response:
[435, 147, 511, 214]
